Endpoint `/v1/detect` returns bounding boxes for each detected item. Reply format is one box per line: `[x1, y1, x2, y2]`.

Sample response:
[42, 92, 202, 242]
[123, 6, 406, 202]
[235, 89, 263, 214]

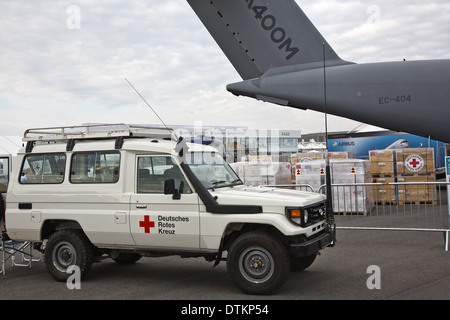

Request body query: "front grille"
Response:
[305, 202, 327, 226]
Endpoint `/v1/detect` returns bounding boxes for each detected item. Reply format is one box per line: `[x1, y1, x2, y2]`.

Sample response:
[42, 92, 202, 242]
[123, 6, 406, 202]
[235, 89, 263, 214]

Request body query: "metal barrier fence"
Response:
[269, 182, 450, 251]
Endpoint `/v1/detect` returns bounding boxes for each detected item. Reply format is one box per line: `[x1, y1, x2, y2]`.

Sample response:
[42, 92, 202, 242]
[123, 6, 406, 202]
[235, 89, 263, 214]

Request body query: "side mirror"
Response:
[164, 179, 181, 200]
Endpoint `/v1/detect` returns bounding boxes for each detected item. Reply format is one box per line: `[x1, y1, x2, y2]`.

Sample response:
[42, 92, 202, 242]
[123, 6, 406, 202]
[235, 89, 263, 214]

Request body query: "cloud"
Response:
[302, 0, 450, 62]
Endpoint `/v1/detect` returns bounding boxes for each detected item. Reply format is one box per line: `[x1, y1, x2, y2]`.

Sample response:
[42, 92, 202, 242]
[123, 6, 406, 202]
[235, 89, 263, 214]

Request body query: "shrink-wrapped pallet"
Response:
[230, 161, 292, 186]
[295, 159, 372, 214]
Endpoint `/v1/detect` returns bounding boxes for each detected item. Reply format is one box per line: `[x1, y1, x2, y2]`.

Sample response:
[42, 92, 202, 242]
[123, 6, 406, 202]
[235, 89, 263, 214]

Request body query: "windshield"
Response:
[185, 152, 243, 189]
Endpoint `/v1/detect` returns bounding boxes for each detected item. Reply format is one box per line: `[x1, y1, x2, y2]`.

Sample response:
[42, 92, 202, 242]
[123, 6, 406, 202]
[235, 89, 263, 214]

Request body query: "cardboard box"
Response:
[375, 188, 398, 203]
[370, 162, 395, 175]
[395, 148, 435, 175]
[369, 150, 394, 162]
[369, 148, 435, 176]
[395, 148, 434, 161]
[372, 176, 396, 202]
[291, 153, 324, 164]
[230, 162, 292, 186]
[242, 155, 289, 163]
[369, 150, 395, 175]
[397, 174, 436, 203]
[328, 151, 357, 159]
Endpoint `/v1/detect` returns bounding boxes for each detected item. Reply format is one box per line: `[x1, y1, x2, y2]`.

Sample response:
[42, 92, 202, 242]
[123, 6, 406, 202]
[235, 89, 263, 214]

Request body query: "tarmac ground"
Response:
[1, 228, 449, 301]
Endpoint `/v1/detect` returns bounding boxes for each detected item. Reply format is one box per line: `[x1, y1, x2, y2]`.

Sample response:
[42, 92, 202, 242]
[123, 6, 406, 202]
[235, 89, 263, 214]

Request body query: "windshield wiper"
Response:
[209, 179, 243, 190]
[209, 180, 227, 189]
[229, 179, 243, 186]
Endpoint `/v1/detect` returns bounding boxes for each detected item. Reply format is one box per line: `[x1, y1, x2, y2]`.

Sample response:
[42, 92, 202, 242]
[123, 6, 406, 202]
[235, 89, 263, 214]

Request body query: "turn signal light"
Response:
[286, 208, 303, 226]
[290, 209, 301, 218]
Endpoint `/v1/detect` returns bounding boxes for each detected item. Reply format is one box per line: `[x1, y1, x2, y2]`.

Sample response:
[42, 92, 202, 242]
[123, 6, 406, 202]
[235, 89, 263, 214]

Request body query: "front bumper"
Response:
[289, 224, 336, 257]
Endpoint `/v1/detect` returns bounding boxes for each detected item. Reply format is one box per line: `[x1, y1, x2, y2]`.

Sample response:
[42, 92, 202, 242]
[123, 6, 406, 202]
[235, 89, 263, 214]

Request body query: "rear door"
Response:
[0, 155, 10, 193]
[0, 155, 9, 232]
[130, 155, 200, 249]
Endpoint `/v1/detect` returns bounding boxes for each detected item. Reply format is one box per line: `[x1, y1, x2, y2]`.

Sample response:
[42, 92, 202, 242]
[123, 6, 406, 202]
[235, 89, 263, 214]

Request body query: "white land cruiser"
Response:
[3, 124, 335, 295]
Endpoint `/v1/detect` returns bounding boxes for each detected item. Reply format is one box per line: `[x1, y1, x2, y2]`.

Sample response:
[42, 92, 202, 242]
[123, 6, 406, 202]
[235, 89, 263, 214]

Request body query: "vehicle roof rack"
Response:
[23, 123, 174, 141]
[23, 124, 174, 151]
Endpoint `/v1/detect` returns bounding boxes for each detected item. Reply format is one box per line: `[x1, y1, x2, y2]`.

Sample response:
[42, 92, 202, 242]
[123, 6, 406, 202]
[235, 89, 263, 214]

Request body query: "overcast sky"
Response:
[1, 0, 450, 137]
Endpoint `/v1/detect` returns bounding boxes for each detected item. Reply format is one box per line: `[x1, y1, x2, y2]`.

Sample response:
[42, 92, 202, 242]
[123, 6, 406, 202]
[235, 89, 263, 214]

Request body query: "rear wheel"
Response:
[227, 231, 290, 295]
[45, 229, 94, 282]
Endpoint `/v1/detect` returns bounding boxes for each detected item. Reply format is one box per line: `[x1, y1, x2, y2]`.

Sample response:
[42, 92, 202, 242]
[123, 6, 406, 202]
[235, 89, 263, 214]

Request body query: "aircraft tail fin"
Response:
[187, 0, 347, 80]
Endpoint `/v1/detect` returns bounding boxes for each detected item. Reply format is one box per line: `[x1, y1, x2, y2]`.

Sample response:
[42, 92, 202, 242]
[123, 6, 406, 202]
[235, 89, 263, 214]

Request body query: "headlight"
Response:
[319, 207, 325, 217]
[286, 203, 326, 227]
[286, 207, 307, 226]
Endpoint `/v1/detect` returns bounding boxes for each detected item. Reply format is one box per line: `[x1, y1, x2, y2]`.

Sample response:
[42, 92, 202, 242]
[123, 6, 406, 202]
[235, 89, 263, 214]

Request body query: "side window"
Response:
[137, 156, 191, 194]
[0, 157, 9, 192]
[71, 151, 120, 184]
[20, 153, 66, 184]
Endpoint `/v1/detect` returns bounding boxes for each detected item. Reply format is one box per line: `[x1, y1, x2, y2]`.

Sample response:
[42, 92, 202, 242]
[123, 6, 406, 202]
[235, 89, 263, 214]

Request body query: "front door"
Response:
[130, 155, 200, 250]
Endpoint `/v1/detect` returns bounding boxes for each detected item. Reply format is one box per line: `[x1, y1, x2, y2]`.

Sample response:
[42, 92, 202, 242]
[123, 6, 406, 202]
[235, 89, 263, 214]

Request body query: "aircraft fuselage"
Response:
[227, 59, 450, 143]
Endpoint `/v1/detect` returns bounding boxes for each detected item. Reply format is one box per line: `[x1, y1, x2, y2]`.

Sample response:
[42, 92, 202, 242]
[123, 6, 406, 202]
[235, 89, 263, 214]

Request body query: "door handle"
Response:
[136, 204, 147, 209]
[19, 203, 32, 210]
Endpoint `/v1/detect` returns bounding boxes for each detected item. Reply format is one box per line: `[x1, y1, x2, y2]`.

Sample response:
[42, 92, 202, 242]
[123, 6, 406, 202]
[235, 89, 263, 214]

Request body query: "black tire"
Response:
[44, 229, 94, 282]
[227, 231, 290, 295]
[290, 254, 317, 272]
[111, 252, 142, 264]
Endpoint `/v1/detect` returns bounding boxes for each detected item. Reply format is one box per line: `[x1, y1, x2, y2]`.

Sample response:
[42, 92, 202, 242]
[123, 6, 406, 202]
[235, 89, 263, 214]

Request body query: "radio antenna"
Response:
[125, 78, 175, 137]
[323, 43, 335, 229]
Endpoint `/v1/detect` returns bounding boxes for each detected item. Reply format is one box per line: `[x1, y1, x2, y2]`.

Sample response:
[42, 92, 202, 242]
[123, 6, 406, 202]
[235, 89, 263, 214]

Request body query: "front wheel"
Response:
[227, 231, 290, 295]
[44, 229, 94, 282]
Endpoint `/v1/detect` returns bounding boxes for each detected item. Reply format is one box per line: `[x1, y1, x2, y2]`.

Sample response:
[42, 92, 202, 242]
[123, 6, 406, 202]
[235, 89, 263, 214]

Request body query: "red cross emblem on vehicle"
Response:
[139, 215, 155, 234]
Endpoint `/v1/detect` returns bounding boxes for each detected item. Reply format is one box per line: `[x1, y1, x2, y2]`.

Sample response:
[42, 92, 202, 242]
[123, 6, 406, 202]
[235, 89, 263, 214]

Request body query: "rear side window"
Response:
[20, 153, 66, 184]
[70, 151, 120, 184]
[0, 157, 10, 192]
